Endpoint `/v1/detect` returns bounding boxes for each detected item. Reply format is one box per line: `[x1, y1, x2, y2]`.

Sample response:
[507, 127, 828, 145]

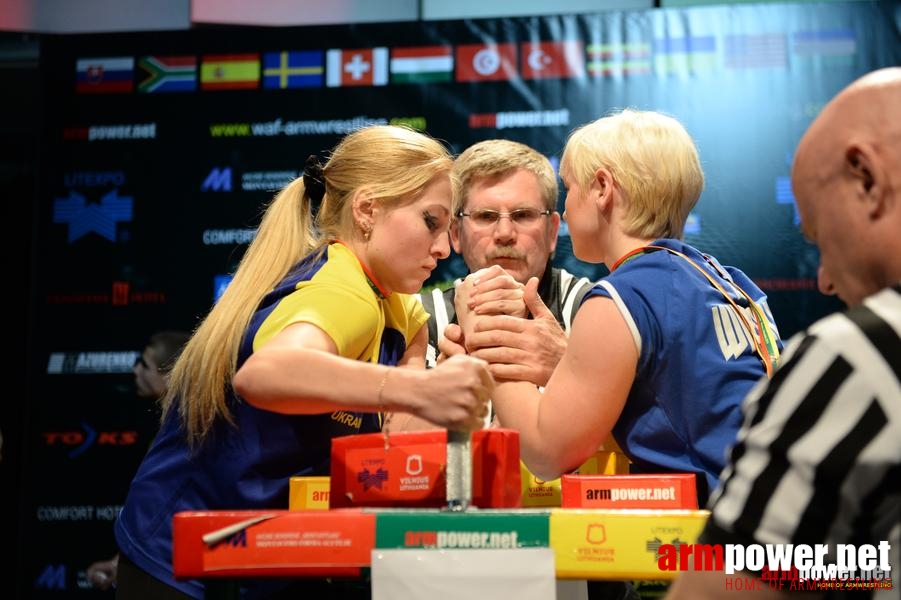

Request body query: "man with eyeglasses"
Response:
[419, 141, 635, 600]
[418, 139, 593, 388]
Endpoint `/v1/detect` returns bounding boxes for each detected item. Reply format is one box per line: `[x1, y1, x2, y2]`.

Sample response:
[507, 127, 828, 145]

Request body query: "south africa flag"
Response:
[138, 55, 197, 93]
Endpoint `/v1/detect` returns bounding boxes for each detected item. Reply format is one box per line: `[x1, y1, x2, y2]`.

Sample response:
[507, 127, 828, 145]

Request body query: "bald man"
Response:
[665, 67, 901, 599]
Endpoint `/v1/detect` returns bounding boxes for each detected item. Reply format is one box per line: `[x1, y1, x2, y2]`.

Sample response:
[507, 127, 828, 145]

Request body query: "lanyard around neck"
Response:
[617, 245, 781, 378]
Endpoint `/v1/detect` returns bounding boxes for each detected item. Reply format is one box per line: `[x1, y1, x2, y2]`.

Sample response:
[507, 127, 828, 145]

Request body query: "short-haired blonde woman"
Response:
[458, 109, 781, 506]
[114, 125, 493, 599]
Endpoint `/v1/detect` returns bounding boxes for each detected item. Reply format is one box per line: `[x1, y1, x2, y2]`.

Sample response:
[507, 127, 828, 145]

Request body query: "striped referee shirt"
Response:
[701, 283, 901, 597]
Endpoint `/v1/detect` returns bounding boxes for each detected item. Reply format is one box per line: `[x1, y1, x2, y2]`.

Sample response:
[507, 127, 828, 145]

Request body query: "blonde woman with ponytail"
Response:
[114, 125, 493, 599]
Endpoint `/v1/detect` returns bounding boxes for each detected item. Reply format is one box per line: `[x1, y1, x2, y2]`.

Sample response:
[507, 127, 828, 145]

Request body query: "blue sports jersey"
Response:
[114, 243, 426, 597]
[584, 239, 781, 501]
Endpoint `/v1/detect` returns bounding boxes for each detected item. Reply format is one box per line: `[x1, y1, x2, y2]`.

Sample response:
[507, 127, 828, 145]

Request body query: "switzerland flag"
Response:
[520, 41, 585, 79]
[455, 43, 517, 82]
[326, 47, 388, 87]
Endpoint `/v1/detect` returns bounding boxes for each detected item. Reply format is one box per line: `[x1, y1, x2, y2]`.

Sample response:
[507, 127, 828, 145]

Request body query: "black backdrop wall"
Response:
[21, 1, 899, 596]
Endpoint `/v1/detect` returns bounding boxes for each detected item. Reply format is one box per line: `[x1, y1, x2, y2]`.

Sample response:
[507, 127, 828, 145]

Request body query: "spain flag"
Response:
[200, 54, 260, 90]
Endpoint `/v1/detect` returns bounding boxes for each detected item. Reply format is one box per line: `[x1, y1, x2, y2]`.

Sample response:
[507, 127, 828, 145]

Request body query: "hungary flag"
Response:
[138, 55, 197, 93]
[390, 46, 453, 84]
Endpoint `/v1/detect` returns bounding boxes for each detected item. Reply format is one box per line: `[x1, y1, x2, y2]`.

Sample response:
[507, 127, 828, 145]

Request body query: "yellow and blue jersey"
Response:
[114, 242, 427, 598]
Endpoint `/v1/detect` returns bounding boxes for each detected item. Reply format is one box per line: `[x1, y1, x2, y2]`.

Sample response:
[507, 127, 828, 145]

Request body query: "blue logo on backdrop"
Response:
[214, 274, 233, 302]
[53, 189, 134, 242]
[35, 564, 66, 590]
[202, 167, 233, 192]
[775, 176, 800, 224]
[54, 171, 134, 242]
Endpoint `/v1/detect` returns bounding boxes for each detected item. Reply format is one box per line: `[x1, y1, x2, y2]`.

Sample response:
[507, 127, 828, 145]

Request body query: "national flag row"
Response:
[76, 31, 857, 94]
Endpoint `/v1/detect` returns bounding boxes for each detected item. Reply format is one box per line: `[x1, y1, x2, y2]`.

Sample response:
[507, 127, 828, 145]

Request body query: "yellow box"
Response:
[578, 451, 631, 476]
[550, 509, 709, 580]
[288, 476, 331, 510]
[521, 450, 631, 507]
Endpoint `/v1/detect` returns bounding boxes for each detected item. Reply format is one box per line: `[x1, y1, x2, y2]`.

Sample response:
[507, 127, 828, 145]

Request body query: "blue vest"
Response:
[585, 238, 781, 502]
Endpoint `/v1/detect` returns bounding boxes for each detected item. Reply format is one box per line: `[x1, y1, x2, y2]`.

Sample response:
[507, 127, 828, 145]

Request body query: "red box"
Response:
[330, 428, 521, 508]
[560, 473, 698, 509]
[172, 509, 373, 579]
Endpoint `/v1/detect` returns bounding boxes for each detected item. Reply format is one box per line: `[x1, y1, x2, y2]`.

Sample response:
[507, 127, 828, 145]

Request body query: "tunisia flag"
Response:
[455, 43, 518, 82]
[521, 41, 585, 80]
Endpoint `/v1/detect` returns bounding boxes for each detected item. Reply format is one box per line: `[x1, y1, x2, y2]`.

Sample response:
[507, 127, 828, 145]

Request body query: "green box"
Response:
[371, 509, 551, 549]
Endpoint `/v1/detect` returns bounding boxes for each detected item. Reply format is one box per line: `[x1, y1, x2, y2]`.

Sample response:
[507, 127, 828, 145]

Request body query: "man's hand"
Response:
[455, 266, 526, 318]
[436, 323, 466, 364]
[465, 277, 567, 386]
[455, 266, 527, 354]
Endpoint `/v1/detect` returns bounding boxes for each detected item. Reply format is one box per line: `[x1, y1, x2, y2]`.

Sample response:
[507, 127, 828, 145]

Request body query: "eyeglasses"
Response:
[456, 208, 552, 228]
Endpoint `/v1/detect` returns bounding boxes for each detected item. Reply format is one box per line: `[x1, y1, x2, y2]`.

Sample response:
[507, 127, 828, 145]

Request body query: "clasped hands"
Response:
[438, 265, 568, 386]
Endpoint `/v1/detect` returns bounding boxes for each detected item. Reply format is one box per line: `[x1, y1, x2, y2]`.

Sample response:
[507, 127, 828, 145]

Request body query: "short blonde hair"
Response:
[452, 139, 559, 213]
[561, 108, 704, 239]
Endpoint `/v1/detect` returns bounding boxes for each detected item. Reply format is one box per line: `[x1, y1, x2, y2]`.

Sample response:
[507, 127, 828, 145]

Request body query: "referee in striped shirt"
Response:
[667, 67, 901, 598]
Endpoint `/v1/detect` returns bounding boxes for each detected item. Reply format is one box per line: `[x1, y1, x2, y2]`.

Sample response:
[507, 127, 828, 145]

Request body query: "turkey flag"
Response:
[520, 41, 585, 79]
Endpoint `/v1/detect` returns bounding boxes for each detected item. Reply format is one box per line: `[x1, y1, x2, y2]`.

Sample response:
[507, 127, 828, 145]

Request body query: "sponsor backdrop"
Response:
[26, 2, 898, 595]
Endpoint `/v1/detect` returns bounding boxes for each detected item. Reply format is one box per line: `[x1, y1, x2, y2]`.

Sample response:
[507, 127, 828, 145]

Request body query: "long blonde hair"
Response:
[164, 125, 453, 445]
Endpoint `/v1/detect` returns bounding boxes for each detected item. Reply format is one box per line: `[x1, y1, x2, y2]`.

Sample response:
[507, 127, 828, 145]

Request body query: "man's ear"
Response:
[547, 210, 561, 254]
[847, 145, 874, 193]
[846, 144, 887, 220]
